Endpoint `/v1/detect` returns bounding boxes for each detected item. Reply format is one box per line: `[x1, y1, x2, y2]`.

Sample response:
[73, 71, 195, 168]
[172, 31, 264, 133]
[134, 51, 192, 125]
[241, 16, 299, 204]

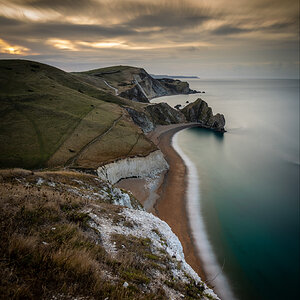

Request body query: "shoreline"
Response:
[147, 123, 207, 280]
[117, 122, 234, 299]
[172, 131, 236, 300]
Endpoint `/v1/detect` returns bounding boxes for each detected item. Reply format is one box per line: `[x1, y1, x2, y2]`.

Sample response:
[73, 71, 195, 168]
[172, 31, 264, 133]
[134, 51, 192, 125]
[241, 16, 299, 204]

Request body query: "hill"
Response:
[0, 59, 225, 171]
[0, 60, 156, 169]
[0, 168, 218, 300]
[75, 65, 198, 103]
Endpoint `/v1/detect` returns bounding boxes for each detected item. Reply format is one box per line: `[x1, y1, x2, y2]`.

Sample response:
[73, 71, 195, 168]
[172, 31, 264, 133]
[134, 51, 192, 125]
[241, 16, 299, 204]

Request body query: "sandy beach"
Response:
[149, 124, 207, 280]
[117, 123, 206, 279]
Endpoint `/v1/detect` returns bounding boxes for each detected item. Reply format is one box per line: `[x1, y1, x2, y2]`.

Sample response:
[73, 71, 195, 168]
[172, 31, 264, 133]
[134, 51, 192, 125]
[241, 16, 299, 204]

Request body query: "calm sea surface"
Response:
[152, 79, 299, 300]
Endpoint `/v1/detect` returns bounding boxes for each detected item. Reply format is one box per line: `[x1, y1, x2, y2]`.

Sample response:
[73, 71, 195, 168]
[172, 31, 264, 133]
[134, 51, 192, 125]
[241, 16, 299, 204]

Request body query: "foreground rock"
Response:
[0, 169, 220, 300]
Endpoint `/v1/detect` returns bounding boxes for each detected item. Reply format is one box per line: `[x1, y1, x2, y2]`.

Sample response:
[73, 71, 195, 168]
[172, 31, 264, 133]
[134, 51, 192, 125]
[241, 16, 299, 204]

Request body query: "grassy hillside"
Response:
[76, 65, 147, 96]
[0, 60, 156, 169]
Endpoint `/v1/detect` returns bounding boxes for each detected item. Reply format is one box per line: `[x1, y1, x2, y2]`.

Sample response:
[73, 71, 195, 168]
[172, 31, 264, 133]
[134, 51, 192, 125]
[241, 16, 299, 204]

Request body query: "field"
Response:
[0, 60, 156, 169]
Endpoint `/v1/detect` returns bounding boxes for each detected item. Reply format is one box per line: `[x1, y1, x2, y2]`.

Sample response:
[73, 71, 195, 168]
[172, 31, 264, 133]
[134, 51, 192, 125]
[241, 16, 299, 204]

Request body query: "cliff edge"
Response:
[76, 65, 198, 103]
[0, 169, 219, 300]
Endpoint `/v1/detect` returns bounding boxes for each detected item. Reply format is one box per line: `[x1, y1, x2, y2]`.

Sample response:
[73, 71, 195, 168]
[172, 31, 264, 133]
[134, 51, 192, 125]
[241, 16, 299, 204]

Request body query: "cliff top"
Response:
[0, 168, 219, 300]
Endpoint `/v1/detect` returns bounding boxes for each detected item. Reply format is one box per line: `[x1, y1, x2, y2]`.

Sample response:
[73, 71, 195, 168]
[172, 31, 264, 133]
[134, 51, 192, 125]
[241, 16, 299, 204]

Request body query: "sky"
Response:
[0, 0, 299, 78]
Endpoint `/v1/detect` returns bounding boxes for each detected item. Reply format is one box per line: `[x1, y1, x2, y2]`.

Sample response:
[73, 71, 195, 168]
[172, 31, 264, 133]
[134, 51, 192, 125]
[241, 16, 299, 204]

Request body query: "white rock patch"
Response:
[88, 207, 219, 300]
[97, 150, 169, 184]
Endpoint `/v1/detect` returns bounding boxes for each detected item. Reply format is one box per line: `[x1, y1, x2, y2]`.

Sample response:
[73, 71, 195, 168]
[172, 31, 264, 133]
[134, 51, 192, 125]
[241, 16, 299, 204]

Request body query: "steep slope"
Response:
[0, 60, 156, 169]
[75, 65, 197, 103]
[0, 169, 219, 300]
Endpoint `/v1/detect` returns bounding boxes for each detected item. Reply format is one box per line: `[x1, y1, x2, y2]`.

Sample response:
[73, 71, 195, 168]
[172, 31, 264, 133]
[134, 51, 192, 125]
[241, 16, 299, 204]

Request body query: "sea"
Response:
[151, 79, 299, 300]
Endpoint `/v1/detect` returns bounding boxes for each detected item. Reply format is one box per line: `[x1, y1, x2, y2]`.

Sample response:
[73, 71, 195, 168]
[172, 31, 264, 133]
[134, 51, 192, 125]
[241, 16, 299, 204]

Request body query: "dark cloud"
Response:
[4, 0, 98, 12]
[126, 13, 209, 29]
[0, 15, 137, 40]
[263, 20, 298, 32]
[120, 0, 212, 29]
[0, 0, 298, 78]
[212, 25, 252, 36]
[0, 15, 22, 26]
[212, 19, 298, 36]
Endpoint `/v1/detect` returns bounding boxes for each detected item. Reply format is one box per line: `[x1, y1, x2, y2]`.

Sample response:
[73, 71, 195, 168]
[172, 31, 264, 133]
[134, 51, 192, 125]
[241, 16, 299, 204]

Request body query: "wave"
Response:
[172, 131, 237, 300]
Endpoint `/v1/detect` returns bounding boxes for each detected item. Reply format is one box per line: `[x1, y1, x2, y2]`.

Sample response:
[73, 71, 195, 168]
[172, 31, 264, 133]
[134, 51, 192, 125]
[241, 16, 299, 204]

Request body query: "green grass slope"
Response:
[0, 60, 156, 169]
[75, 65, 147, 96]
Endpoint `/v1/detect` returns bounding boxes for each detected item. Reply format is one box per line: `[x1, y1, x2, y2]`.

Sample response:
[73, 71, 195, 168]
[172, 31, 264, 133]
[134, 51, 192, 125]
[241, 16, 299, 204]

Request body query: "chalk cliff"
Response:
[97, 150, 169, 184]
[0, 169, 220, 300]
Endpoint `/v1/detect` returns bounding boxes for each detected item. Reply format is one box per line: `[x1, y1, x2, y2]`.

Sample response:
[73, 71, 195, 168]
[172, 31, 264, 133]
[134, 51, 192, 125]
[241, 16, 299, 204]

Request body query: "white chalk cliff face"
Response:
[97, 150, 169, 184]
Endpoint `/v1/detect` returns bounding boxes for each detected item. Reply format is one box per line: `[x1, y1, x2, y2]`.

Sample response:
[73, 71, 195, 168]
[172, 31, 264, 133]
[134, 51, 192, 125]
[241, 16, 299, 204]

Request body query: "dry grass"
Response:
[0, 169, 167, 299]
[0, 169, 208, 299]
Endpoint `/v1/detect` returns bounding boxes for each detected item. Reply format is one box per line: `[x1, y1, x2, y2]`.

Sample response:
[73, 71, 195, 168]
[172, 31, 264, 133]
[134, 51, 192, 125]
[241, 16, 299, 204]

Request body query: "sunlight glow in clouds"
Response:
[0, 0, 298, 77]
[0, 38, 30, 55]
[47, 39, 214, 51]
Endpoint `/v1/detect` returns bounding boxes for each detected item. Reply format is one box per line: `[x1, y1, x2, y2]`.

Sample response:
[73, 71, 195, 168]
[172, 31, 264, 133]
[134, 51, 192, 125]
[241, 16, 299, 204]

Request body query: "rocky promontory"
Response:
[77, 65, 198, 103]
[182, 99, 226, 132]
[125, 99, 225, 133]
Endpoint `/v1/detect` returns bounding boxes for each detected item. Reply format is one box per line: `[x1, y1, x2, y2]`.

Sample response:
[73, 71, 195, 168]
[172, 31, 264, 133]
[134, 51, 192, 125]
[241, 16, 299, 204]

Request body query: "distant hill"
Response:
[75, 65, 198, 103]
[151, 74, 199, 79]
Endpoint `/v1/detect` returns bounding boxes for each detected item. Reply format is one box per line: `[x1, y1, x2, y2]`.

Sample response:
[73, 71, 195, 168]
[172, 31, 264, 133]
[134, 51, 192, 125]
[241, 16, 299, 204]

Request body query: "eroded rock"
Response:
[181, 98, 226, 132]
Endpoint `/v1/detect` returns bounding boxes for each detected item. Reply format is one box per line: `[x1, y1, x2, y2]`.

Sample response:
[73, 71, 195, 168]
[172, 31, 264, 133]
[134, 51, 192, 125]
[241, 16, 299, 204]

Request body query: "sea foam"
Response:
[172, 131, 237, 300]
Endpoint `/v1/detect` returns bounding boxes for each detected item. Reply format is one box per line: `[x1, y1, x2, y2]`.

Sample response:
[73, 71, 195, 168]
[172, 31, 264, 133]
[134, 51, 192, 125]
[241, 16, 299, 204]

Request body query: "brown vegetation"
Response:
[0, 169, 209, 300]
[0, 170, 163, 299]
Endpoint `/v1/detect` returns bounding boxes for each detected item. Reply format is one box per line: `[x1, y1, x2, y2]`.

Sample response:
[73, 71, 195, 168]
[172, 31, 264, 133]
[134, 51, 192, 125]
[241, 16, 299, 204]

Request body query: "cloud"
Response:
[0, 38, 30, 54]
[0, 15, 136, 39]
[211, 25, 252, 36]
[211, 19, 298, 36]
[1, 0, 98, 13]
[120, 0, 213, 29]
[0, 0, 298, 78]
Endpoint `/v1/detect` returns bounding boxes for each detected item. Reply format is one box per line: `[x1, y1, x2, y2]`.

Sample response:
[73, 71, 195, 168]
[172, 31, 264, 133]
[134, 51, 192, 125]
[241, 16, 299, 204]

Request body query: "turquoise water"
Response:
[152, 79, 299, 300]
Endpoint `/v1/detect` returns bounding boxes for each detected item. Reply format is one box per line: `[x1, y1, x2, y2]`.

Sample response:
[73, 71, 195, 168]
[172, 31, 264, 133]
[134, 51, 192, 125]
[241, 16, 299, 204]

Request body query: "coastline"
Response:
[147, 123, 207, 280]
[117, 123, 206, 279]
[117, 122, 235, 299]
[172, 131, 236, 300]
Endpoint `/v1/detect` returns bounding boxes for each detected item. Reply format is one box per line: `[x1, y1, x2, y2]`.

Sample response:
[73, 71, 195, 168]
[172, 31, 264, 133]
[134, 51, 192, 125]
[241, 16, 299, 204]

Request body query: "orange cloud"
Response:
[46, 39, 78, 50]
[46, 38, 213, 52]
[0, 38, 30, 54]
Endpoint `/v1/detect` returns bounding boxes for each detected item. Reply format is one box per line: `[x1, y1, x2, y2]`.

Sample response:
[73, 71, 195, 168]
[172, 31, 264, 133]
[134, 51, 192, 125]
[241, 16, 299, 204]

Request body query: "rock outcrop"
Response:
[118, 72, 198, 103]
[145, 103, 186, 125]
[80, 65, 198, 103]
[157, 78, 197, 95]
[125, 102, 186, 133]
[97, 150, 169, 184]
[181, 98, 226, 132]
[0, 169, 220, 300]
[125, 99, 225, 133]
[124, 107, 155, 133]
